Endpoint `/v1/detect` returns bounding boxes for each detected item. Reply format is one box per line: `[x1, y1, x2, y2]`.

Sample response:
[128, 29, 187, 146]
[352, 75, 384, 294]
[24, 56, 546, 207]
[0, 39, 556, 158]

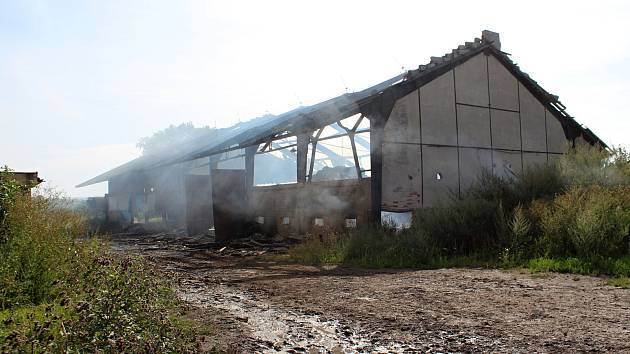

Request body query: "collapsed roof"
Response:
[77, 30, 606, 188]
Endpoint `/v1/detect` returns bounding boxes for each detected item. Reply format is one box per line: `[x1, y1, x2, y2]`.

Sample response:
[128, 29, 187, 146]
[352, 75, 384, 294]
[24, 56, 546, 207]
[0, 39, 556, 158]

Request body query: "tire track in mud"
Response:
[177, 278, 420, 353]
[109, 233, 630, 353]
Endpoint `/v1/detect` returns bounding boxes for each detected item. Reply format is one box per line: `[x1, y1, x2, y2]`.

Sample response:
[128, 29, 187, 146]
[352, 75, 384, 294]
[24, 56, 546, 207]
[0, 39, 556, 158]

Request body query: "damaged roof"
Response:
[78, 30, 606, 188]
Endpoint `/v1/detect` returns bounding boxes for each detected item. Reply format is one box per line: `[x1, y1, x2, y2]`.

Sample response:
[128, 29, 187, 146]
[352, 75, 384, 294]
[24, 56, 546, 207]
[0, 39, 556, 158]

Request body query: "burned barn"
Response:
[78, 31, 605, 240]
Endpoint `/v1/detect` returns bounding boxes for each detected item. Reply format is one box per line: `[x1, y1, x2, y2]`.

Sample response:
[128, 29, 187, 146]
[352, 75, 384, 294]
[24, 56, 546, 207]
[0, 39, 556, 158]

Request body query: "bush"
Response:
[0, 167, 25, 233]
[1, 252, 200, 353]
[342, 227, 437, 268]
[289, 145, 630, 277]
[0, 195, 84, 308]
[537, 185, 630, 259]
[559, 143, 630, 187]
[0, 183, 201, 352]
[411, 197, 500, 256]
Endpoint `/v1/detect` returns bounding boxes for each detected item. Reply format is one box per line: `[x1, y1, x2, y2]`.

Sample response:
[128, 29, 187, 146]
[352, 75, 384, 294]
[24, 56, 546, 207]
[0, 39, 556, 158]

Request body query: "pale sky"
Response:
[1, 0, 629, 197]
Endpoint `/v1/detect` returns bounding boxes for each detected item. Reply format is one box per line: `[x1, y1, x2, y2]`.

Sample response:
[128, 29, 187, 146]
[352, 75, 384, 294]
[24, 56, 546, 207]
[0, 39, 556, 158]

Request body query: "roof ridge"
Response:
[406, 33, 500, 78]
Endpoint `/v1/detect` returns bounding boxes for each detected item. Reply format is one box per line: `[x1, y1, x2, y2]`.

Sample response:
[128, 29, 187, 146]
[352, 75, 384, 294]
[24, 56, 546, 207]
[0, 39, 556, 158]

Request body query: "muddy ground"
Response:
[106, 233, 630, 353]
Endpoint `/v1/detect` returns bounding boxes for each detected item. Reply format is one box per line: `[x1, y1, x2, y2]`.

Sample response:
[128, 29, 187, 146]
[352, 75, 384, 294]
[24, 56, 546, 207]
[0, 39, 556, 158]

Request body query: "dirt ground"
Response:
[107, 233, 630, 353]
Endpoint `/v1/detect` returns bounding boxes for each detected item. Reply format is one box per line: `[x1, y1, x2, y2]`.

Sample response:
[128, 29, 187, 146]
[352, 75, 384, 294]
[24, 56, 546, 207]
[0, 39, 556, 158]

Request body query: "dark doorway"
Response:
[185, 174, 213, 236]
[212, 169, 247, 242]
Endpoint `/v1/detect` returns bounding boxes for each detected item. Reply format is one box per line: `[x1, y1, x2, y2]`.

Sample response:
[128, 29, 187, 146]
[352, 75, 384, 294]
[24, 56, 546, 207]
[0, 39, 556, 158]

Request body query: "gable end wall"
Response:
[382, 52, 570, 210]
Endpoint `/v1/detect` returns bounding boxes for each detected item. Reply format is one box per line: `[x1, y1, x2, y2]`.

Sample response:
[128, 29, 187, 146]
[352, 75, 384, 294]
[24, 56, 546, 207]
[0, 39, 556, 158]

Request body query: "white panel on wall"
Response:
[384, 90, 420, 144]
[459, 147, 492, 192]
[420, 71, 457, 145]
[422, 145, 459, 207]
[488, 55, 519, 111]
[546, 110, 569, 153]
[457, 105, 491, 148]
[455, 53, 489, 107]
[491, 110, 521, 150]
[519, 83, 547, 152]
[493, 150, 522, 180]
[382, 143, 422, 211]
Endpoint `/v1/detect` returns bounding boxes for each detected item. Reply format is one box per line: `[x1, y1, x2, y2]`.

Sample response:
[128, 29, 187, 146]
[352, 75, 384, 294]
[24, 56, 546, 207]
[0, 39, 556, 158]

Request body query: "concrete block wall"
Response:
[383, 52, 570, 209]
[250, 179, 371, 237]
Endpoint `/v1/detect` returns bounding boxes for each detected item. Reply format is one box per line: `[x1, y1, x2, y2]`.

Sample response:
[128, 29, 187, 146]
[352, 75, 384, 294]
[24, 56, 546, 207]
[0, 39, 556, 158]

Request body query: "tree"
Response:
[137, 122, 216, 156]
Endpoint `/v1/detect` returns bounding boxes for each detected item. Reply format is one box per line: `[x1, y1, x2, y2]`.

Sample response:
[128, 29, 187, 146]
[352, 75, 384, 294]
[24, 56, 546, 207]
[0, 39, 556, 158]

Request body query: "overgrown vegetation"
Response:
[290, 144, 630, 278]
[0, 168, 201, 353]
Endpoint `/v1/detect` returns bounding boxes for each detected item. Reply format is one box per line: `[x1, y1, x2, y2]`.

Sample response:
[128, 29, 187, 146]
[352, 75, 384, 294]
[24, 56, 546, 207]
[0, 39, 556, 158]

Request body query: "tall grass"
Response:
[289, 144, 630, 276]
[0, 195, 84, 308]
[0, 178, 201, 352]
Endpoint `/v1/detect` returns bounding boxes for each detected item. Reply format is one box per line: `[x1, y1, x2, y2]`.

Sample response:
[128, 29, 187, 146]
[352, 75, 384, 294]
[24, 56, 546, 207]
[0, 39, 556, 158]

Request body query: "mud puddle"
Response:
[178, 278, 420, 353]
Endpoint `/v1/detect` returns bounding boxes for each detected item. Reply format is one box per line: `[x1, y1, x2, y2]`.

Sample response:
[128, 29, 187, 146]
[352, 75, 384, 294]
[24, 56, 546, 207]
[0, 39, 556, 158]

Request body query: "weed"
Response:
[0, 182, 202, 352]
[606, 277, 630, 288]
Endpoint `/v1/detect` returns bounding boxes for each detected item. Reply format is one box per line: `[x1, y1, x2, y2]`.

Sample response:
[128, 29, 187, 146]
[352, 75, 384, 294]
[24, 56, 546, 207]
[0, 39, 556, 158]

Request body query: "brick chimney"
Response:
[482, 30, 501, 51]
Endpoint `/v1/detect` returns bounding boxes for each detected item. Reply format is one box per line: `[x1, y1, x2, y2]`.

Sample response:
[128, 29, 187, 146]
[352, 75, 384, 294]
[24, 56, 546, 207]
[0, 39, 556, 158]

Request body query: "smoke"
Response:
[313, 187, 349, 211]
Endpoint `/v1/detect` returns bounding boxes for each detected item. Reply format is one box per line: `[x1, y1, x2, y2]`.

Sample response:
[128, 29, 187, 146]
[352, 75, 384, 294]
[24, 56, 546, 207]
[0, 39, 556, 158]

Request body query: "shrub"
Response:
[0, 167, 25, 232]
[289, 229, 348, 265]
[0, 195, 84, 308]
[289, 145, 630, 277]
[538, 185, 630, 259]
[342, 226, 436, 268]
[411, 197, 500, 256]
[0, 183, 201, 352]
[559, 143, 630, 187]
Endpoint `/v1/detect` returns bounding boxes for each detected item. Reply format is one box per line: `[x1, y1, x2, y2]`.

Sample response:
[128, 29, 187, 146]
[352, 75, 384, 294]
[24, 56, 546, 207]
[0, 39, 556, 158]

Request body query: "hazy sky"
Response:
[1, 0, 629, 197]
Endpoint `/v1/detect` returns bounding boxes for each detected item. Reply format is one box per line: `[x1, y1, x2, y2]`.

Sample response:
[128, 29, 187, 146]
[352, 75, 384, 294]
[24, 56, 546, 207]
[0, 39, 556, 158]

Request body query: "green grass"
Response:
[0, 189, 203, 353]
[526, 256, 630, 277]
[606, 277, 630, 288]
